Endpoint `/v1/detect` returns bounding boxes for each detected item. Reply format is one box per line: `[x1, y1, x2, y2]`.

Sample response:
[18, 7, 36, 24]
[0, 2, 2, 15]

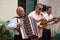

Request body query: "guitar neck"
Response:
[41, 17, 59, 25]
[47, 17, 60, 23]
[46, 19, 54, 24]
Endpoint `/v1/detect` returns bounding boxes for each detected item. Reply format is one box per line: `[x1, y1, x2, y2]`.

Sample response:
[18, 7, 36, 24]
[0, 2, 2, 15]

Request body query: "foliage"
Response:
[0, 21, 14, 40]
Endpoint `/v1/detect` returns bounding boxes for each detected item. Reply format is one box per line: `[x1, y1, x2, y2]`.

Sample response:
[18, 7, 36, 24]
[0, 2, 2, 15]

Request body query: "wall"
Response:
[0, 0, 18, 21]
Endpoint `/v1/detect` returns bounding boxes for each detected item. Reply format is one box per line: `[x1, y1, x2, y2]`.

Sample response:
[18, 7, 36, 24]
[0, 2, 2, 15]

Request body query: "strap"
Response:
[41, 13, 47, 21]
[14, 18, 21, 34]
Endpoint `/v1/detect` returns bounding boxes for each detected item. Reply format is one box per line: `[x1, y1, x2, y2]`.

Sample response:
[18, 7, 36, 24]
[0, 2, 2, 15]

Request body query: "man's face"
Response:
[47, 8, 52, 14]
[17, 8, 25, 17]
[36, 5, 43, 14]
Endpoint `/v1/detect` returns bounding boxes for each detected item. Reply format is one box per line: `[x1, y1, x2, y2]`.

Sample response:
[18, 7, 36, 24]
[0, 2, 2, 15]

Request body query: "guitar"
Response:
[36, 16, 60, 30]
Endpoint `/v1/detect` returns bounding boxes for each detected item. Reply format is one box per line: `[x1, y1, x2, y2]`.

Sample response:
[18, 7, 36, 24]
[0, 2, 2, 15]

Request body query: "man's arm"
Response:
[6, 18, 17, 30]
[6, 18, 22, 30]
[48, 17, 59, 26]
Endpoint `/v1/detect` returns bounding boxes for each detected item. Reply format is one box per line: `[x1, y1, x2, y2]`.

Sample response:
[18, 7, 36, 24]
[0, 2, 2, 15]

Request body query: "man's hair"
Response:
[42, 5, 52, 12]
[35, 3, 43, 8]
[42, 4, 47, 12]
[46, 6, 52, 10]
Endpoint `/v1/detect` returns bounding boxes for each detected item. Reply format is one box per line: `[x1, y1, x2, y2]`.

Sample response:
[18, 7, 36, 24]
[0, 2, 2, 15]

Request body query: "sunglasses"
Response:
[39, 8, 42, 10]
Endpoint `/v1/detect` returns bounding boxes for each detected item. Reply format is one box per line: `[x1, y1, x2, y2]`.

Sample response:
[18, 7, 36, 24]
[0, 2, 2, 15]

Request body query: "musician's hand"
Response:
[54, 21, 59, 23]
[17, 23, 22, 27]
[48, 23, 53, 26]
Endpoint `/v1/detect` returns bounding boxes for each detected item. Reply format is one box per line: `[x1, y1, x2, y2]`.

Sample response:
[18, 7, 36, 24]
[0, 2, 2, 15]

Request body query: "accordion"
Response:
[20, 16, 39, 39]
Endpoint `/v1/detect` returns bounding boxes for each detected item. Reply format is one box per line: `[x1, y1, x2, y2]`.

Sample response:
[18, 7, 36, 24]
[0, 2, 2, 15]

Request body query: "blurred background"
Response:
[0, 0, 60, 40]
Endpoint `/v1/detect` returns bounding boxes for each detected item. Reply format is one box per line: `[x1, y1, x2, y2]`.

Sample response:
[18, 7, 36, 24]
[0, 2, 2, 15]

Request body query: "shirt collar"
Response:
[35, 11, 42, 16]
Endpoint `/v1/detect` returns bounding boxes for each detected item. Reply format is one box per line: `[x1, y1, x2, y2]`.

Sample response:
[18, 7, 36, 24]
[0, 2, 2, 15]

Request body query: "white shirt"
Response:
[28, 11, 44, 25]
[6, 17, 28, 39]
[42, 12, 54, 29]
[7, 18, 17, 29]
[28, 11, 44, 38]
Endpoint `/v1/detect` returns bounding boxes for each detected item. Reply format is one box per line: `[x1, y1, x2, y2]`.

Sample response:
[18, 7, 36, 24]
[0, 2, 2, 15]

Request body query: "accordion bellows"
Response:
[20, 16, 39, 39]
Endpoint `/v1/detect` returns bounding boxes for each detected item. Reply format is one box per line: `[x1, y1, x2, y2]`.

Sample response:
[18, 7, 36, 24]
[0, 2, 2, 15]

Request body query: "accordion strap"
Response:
[14, 18, 21, 35]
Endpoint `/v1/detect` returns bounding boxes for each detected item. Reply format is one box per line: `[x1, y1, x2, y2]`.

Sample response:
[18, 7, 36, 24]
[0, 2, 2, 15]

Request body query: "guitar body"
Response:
[36, 18, 47, 30]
